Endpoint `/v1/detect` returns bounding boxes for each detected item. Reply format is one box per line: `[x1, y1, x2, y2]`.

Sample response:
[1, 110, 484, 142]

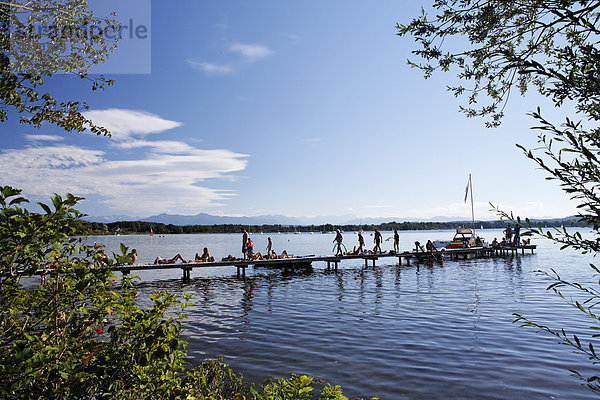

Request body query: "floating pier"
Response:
[110, 245, 537, 280]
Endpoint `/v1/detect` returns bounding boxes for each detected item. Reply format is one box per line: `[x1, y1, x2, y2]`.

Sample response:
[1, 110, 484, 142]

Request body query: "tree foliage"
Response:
[401, 0, 600, 394]
[0, 185, 191, 398]
[398, 0, 600, 127]
[79, 218, 580, 236]
[0, 0, 120, 135]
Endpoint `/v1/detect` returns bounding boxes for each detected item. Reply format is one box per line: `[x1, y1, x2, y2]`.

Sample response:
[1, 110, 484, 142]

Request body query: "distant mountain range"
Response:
[83, 212, 569, 226]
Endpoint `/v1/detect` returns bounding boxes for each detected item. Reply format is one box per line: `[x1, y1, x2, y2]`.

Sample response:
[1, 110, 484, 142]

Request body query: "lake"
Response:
[89, 228, 598, 399]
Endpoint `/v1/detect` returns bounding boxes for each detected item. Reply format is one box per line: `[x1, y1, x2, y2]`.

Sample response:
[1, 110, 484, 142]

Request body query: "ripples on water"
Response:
[92, 229, 598, 399]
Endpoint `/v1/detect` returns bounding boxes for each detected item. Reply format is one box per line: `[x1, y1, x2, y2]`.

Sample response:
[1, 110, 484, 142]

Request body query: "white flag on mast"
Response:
[464, 175, 471, 203]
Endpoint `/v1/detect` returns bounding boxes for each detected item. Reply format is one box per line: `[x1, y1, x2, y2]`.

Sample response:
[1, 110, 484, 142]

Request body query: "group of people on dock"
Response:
[154, 247, 215, 264]
[489, 224, 530, 248]
[241, 228, 294, 261]
[130, 224, 535, 266]
[334, 229, 399, 256]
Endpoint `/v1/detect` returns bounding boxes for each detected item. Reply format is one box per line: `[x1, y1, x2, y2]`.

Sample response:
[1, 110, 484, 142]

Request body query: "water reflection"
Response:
[101, 230, 597, 399]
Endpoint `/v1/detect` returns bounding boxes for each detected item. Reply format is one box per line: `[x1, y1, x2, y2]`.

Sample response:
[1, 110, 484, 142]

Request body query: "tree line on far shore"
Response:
[78, 217, 581, 236]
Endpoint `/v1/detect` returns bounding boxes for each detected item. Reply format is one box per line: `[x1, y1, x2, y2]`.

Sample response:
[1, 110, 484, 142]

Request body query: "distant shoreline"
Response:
[78, 217, 581, 236]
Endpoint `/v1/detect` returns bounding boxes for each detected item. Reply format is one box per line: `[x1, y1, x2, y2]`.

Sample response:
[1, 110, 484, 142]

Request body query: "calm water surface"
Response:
[90, 229, 598, 399]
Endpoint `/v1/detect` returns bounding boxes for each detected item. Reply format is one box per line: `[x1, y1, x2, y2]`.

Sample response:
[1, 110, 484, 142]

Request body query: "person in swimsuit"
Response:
[358, 232, 365, 253]
[154, 254, 186, 264]
[242, 228, 249, 259]
[266, 237, 273, 257]
[333, 229, 344, 256]
[194, 247, 214, 262]
[374, 229, 383, 253]
[247, 237, 254, 258]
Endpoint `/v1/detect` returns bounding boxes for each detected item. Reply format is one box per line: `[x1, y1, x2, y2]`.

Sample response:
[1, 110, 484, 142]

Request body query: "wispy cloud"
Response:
[5, 109, 248, 215]
[186, 59, 234, 75]
[25, 134, 64, 142]
[229, 42, 273, 63]
[83, 109, 182, 140]
[188, 40, 273, 75]
[0, 143, 249, 215]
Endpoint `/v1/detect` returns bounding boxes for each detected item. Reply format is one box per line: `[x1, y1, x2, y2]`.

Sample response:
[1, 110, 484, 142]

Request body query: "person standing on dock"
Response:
[504, 224, 513, 244]
[513, 224, 521, 246]
[242, 228, 249, 260]
[334, 229, 344, 256]
[374, 229, 383, 253]
[266, 236, 273, 257]
[358, 232, 365, 253]
[393, 230, 400, 254]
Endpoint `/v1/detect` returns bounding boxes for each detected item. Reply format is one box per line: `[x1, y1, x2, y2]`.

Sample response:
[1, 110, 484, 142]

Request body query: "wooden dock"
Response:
[111, 245, 537, 280]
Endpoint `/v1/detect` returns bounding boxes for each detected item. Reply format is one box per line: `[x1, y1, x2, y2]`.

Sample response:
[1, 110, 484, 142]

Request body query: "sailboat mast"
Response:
[469, 174, 475, 232]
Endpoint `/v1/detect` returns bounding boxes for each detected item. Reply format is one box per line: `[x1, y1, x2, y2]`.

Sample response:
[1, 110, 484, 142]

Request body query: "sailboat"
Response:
[433, 174, 485, 249]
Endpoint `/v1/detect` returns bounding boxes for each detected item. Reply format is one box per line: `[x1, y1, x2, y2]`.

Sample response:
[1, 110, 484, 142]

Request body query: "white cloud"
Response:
[229, 42, 273, 63]
[186, 59, 235, 75]
[0, 143, 249, 215]
[83, 109, 182, 140]
[25, 134, 64, 142]
[188, 41, 273, 75]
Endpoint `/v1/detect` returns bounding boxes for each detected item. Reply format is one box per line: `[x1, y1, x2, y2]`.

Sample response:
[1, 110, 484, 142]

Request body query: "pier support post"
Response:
[236, 265, 246, 278]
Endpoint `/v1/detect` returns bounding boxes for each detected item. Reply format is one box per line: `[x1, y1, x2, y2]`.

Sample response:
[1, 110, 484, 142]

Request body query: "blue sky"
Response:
[0, 1, 578, 221]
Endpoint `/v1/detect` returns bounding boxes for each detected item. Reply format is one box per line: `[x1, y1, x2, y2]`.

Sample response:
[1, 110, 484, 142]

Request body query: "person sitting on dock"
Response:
[500, 238, 507, 247]
[491, 238, 499, 248]
[128, 249, 137, 265]
[270, 250, 293, 259]
[194, 247, 215, 263]
[414, 241, 426, 252]
[346, 246, 360, 255]
[425, 240, 436, 252]
[154, 254, 187, 264]
[246, 237, 254, 257]
[250, 252, 267, 260]
[96, 249, 111, 266]
[333, 229, 344, 256]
